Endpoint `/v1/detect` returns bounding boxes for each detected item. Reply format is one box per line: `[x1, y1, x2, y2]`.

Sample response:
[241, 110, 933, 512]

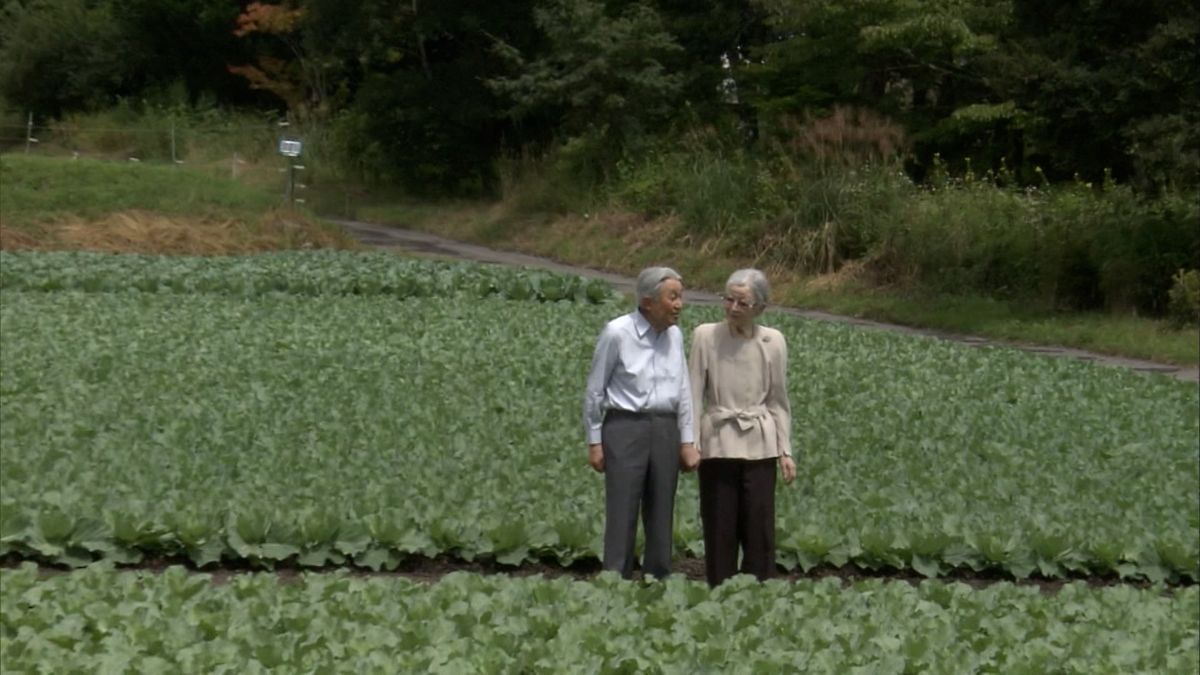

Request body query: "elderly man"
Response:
[583, 266, 700, 579]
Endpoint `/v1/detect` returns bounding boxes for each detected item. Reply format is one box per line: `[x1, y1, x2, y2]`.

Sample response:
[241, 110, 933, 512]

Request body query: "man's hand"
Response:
[679, 443, 700, 472]
[779, 456, 796, 484]
[588, 444, 605, 473]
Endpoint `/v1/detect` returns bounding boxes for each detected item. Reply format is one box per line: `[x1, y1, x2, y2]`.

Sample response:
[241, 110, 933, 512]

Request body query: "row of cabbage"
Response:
[0, 251, 619, 303]
[3, 284, 1196, 582]
[3, 564, 1196, 673]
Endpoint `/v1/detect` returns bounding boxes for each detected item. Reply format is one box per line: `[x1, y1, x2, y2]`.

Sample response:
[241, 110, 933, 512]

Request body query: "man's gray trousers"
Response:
[601, 410, 680, 578]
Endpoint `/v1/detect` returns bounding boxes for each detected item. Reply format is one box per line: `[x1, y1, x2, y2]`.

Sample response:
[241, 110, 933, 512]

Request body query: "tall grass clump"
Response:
[496, 134, 616, 215]
[607, 107, 912, 272]
[613, 126, 762, 236]
[1167, 269, 1200, 327]
[749, 109, 911, 273]
[870, 170, 1200, 314]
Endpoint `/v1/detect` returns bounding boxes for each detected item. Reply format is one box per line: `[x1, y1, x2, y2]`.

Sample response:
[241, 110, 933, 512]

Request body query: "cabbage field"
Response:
[3, 564, 1196, 673]
[1, 250, 1197, 671]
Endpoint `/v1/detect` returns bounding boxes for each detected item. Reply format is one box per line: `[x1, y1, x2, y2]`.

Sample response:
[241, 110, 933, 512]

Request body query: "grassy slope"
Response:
[0, 154, 356, 253]
[0, 154, 277, 225]
[348, 200, 1199, 367]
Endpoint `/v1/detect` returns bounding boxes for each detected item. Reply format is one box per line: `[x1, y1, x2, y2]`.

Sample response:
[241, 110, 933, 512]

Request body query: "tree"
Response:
[994, 0, 1200, 189]
[741, 0, 1008, 164]
[111, 0, 250, 107]
[0, 0, 259, 116]
[739, 0, 1199, 189]
[227, 2, 331, 117]
[487, 0, 686, 147]
[630, 0, 769, 115]
[0, 0, 129, 115]
[318, 0, 546, 193]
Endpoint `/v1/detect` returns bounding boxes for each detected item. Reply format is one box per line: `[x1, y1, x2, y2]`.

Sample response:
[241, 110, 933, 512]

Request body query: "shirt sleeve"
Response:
[687, 326, 706, 451]
[767, 332, 793, 458]
[583, 323, 619, 445]
[674, 326, 694, 444]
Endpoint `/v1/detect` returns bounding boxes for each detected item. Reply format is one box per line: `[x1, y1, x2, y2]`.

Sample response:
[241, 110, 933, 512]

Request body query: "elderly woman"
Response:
[688, 268, 796, 586]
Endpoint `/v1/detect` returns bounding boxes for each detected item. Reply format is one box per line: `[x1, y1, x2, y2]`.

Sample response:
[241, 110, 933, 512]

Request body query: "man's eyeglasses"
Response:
[722, 296, 757, 310]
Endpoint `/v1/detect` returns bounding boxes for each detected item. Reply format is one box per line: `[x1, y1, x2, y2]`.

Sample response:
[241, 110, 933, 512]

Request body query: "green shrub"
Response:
[610, 128, 764, 238]
[673, 152, 761, 236]
[863, 177, 1199, 315]
[495, 137, 607, 215]
[1091, 189, 1200, 314]
[1167, 269, 1200, 327]
[611, 151, 677, 217]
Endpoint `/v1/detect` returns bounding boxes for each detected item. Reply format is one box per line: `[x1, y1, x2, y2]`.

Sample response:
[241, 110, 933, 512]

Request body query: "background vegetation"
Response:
[0, 154, 355, 253]
[1, 0, 1197, 327]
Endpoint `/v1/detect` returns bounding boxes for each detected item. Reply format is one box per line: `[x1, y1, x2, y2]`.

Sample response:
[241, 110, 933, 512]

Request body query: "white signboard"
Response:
[278, 138, 303, 157]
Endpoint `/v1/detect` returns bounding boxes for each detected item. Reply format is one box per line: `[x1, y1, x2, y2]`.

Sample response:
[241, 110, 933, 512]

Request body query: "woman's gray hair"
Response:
[726, 268, 770, 307]
[636, 266, 682, 303]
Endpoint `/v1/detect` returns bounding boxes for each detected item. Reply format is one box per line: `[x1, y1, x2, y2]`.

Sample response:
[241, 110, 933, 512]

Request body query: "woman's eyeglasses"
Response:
[722, 296, 757, 310]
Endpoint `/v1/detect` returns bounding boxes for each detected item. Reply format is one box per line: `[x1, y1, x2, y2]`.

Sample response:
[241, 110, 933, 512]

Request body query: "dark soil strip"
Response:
[3, 554, 1189, 594]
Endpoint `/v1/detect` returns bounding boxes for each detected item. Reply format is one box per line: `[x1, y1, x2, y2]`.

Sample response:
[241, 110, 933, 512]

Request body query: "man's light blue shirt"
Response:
[583, 310, 694, 445]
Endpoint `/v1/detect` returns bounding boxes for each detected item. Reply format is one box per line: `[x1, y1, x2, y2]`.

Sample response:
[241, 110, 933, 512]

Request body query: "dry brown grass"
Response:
[801, 259, 872, 293]
[0, 225, 44, 250]
[799, 249, 920, 293]
[0, 210, 358, 255]
[504, 209, 687, 272]
[774, 106, 908, 165]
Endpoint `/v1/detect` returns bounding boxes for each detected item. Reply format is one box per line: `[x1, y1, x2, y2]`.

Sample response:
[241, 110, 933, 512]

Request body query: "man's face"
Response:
[641, 278, 684, 331]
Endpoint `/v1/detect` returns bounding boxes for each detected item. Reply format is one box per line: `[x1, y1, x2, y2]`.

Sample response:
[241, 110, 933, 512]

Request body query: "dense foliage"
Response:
[3, 564, 1197, 672]
[1, 0, 1195, 193]
[1, 253, 1196, 581]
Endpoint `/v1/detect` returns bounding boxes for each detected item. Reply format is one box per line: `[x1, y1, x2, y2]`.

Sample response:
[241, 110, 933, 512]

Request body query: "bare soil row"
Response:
[4, 554, 1188, 594]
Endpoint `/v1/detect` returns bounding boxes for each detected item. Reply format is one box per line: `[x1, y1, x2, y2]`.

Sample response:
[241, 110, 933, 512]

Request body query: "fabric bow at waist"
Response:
[707, 405, 769, 431]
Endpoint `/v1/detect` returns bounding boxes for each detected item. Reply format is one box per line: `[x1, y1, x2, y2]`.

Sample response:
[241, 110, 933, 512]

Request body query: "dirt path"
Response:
[334, 219, 1199, 384]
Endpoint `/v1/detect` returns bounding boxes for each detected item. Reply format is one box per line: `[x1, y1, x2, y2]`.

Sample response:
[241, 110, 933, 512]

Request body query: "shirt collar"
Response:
[632, 309, 656, 339]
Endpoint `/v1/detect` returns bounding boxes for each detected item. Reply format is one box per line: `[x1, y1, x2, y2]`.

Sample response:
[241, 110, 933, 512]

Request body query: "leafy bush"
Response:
[1089, 189, 1200, 314]
[857, 178, 1200, 314]
[610, 128, 764, 238]
[1167, 269, 1200, 327]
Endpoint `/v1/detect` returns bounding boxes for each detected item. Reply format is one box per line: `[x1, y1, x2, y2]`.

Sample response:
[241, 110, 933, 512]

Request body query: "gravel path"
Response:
[333, 218, 1199, 384]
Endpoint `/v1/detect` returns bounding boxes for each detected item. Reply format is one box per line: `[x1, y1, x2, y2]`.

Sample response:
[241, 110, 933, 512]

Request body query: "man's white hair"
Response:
[636, 267, 682, 304]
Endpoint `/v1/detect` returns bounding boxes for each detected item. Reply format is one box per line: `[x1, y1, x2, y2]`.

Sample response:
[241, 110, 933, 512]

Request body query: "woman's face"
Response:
[722, 284, 758, 326]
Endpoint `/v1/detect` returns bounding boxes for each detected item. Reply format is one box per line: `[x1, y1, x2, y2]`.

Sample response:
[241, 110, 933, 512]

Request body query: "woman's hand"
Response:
[779, 456, 796, 484]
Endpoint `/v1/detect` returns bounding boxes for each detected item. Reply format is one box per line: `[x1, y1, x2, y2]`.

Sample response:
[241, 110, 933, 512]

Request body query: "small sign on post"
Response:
[278, 138, 303, 157]
[279, 136, 305, 206]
